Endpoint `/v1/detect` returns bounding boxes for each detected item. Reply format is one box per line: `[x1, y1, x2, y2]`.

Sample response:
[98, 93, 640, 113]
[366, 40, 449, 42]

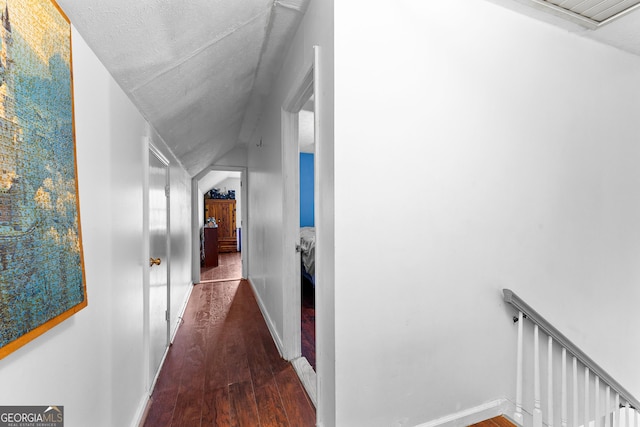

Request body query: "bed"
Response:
[300, 227, 316, 286]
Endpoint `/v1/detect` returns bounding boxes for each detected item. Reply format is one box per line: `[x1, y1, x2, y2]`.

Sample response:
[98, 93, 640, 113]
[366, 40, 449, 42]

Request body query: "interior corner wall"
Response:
[334, 1, 640, 426]
[247, 0, 334, 424]
[0, 27, 192, 427]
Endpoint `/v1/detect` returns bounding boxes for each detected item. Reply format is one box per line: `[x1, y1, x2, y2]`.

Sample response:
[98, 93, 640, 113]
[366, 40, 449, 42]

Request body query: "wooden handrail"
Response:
[503, 288, 640, 410]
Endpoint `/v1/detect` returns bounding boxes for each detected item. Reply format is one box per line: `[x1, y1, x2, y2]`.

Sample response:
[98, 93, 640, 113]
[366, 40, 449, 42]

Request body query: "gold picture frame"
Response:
[0, 0, 86, 359]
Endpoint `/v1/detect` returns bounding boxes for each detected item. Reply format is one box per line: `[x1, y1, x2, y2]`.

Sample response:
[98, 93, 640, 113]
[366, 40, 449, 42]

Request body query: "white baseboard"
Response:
[292, 356, 317, 407]
[170, 281, 195, 344]
[131, 392, 151, 427]
[247, 277, 286, 358]
[415, 398, 516, 427]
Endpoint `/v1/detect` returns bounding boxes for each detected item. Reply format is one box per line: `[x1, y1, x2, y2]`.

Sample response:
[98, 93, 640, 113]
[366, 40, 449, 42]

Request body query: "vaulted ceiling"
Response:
[56, 0, 640, 179]
[56, 0, 310, 177]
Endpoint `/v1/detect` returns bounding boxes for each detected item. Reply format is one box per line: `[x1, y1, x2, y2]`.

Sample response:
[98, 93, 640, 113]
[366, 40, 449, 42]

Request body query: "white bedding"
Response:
[300, 227, 316, 278]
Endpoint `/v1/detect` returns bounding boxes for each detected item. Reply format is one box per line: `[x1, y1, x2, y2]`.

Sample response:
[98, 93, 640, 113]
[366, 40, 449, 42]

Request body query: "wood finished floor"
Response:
[200, 252, 243, 282]
[300, 278, 315, 370]
[141, 255, 315, 426]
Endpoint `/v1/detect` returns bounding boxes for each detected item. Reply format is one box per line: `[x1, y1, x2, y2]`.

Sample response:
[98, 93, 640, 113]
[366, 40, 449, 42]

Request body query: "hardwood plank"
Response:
[229, 381, 260, 427]
[261, 329, 289, 376]
[141, 389, 175, 427]
[152, 344, 185, 395]
[225, 328, 251, 385]
[171, 326, 206, 425]
[246, 329, 276, 388]
[253, 377, 290, 427]
[141, 262, 316, 426]
[169, 384, 203, 427]
[275, 365, 316, 426]
[469, 416, 518, 427]
[209, 283, 231, 325]
[203, 325, 227, 390]
[201, 386, 235, 427]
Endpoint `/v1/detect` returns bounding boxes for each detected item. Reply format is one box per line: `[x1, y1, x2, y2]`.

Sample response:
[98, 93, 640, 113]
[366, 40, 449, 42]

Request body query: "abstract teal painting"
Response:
[0, 0, 86, 359]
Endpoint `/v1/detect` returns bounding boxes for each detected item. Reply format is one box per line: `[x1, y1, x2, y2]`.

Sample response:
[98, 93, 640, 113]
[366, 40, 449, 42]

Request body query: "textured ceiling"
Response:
[56, 0, 310, 177]
[55, 0, 640, 178]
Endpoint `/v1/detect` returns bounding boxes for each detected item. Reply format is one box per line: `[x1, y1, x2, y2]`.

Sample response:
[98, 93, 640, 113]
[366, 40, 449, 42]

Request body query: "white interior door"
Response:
[148, 148, 169, 386]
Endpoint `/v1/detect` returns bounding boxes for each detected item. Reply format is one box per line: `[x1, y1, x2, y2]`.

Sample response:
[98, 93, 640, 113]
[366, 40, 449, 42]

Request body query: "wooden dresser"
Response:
[204, 199, 237, 252]
[203, 227, 219, 267]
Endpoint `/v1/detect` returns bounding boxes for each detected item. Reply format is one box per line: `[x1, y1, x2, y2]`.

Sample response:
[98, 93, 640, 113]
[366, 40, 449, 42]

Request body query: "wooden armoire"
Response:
[204, 199, 237, 252]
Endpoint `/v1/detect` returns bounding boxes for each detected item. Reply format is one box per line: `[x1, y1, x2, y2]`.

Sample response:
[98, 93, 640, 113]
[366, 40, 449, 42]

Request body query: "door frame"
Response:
[191, 166, 248, 284]
[282, 46, 320, 406]
[143, 141, 171, 392]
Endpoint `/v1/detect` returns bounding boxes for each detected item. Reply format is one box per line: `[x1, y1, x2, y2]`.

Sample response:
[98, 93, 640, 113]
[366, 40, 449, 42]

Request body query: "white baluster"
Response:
[573, 357, 578, 427]
[615, 394, 620, 427]
[595, 377, 600, 427]
[534, 325, 542, 427]
[562, 348, 568, 427]
[515, 311, 524, 425]
[626, 403, 632, 427]
[549, 336, 554, 427]
[635, 408, 639, 427]
[605, 387, 611, 427]
[585, 367, 590, 427]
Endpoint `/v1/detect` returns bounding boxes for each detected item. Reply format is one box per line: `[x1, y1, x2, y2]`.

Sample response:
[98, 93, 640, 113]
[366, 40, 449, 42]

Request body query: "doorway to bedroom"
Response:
[299, 95, 316, 372]
[281, 48, 319, 406]
[198, 169, 244, 283]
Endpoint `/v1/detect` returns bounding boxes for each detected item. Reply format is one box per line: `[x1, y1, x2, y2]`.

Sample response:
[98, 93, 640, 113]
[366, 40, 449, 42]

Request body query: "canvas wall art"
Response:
[0, 0, 86, 359]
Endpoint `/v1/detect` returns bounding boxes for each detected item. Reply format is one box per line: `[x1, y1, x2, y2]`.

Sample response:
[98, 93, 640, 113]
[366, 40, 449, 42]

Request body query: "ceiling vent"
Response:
[530, 0, 640, 28]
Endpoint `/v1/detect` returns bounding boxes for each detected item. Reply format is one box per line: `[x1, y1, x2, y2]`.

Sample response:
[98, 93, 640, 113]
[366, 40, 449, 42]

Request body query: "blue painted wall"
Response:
[300, 153, 314, 227]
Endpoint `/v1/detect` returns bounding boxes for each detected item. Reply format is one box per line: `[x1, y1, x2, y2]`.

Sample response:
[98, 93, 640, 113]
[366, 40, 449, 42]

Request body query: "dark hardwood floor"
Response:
[201, 252, 243, 282]
[141, 252, 315, 426]
[301, 278, 315, 370]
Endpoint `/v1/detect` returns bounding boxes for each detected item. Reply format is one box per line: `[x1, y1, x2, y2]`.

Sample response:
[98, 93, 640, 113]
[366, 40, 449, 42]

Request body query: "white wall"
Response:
[334, 1, 640, 426]
[247, 0, 334, 424]
[0, 28, 192, 427]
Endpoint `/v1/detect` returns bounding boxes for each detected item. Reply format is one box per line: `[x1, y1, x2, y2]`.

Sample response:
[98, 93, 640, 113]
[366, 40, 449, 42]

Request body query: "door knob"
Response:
[149, 258, 161, 267]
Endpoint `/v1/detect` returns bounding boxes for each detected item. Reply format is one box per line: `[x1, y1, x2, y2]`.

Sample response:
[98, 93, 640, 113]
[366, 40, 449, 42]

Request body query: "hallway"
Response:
[141, 254, 315, 426]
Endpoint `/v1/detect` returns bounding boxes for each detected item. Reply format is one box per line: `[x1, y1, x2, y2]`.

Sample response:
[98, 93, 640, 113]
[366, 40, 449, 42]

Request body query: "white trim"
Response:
[281, 107, 302, 361]
[142, 133, 151, 396]
[192, 166, 249, 283]
[190, 179, 202, 285]
[415, 399, 516, 427]
[148, 142, 172, 376]
[281, 50, 314, 361]
[292, 357, 317, 407]
[199, 277, 244, 284]
[311, 44, 326, 425]
[170, 281, 194, 344]
[248, 277, 286, 358]
[149, 143, 170, 167]
[130, 393, 151, 427]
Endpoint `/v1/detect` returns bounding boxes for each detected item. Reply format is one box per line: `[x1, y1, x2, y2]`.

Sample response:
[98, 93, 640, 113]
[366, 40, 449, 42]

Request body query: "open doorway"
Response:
[199, 170, 243, 283]
[299, 96, 316, 371]
[282, 47, 319, 406]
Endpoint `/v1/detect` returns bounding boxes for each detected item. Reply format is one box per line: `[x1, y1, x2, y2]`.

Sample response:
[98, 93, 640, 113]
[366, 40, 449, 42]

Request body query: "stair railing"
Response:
[503, 289, 639, 427]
